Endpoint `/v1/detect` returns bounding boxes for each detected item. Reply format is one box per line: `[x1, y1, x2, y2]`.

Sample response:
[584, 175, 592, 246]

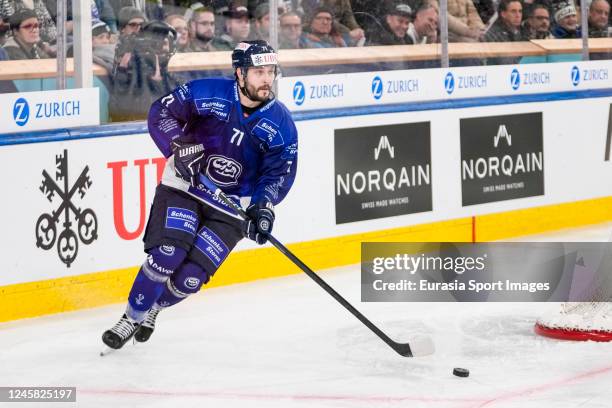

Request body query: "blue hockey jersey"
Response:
[148, 77, 298, 216]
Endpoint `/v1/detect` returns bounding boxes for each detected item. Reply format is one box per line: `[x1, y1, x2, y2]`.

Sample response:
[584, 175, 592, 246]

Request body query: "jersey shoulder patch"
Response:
[190, 78, 235, 122]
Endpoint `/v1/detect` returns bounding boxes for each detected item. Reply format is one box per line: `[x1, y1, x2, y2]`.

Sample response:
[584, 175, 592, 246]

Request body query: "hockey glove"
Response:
[171, 139, 206, 187]
[244, 200, 275, 245]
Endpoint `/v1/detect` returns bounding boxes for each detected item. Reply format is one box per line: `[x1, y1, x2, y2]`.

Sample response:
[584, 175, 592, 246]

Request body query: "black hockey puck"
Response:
[453, 368, 469, 377]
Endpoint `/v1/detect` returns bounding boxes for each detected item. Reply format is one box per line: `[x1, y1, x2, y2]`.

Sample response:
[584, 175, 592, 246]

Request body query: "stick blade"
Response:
[395, 335, 435, 357]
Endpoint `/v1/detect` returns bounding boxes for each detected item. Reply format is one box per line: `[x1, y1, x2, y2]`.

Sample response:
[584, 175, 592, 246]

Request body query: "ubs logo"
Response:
[293, 81, 305, 106]
[13, 97, 30, 126]
[36, 150, 98, 267]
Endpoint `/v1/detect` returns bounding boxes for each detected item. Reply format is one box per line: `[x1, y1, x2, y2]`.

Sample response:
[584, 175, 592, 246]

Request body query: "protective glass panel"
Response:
[0, 0, 62, 94]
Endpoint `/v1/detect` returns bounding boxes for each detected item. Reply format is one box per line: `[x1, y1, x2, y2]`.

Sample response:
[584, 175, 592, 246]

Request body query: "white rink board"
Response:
[0, 96, 611, 286]
[278, 60, 612, 111]
[0, 88, 100, 133]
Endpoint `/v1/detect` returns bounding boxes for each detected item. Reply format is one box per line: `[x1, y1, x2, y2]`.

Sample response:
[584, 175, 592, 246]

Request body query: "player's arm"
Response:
[147, 83, 196, 157]
[148, 82, 206, 187]
[245, 121, 298, 244]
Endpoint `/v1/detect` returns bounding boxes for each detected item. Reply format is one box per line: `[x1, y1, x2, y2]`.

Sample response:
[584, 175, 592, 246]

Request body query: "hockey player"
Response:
[102, 39, 298, 350]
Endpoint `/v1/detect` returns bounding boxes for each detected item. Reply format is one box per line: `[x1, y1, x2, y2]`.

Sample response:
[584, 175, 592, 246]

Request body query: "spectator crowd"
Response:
[0, 0, 610, 118]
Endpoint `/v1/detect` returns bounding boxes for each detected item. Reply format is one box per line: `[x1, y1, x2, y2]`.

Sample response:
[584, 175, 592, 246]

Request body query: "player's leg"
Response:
[102, 185, 200, 349]
[134, 206, 243, 342]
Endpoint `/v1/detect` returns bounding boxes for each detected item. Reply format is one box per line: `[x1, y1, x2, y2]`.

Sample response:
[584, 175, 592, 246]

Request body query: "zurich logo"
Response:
[510, 68, 520, 90]
[293, 81, 305, 106]
[13, 97, 30, 126]
[371, 76, 383, 100]
[444, 72, 455, 94]
[571, 66, 580, 86]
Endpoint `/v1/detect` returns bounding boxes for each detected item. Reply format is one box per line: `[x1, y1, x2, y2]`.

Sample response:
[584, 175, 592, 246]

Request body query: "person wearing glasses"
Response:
[2, 9, 49, 59]
[279, 11, 304, 49]
[186, 6, 226, 52]
[117, 6, 146, 36]
[521, 3, 552, 40]
[301, 6, 351, 48]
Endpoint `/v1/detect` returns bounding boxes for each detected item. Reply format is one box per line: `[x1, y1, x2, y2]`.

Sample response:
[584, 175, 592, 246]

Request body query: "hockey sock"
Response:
[155, 261, 209, 308]
[126, 245, 187, 322]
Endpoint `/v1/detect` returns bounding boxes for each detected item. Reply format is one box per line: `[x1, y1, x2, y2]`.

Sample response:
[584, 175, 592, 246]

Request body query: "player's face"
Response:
[242, 66, 276, 102]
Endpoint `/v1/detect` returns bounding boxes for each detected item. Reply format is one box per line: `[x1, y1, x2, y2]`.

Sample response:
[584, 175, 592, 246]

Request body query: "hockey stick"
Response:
[198, 174, 434, 357]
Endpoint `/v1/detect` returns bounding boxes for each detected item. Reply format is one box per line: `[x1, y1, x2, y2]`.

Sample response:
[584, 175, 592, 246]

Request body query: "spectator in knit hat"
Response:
[118, 6, 146, 36]
[552, 0, 581, 38]
[301, 6, 351, 47]
[92, 21, 115, 74]
[2, 9, 50, 60]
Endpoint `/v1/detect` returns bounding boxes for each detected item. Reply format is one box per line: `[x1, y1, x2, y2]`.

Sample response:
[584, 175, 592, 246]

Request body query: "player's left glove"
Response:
[244, 200, 275, 245]
[171, 138, 206, 188]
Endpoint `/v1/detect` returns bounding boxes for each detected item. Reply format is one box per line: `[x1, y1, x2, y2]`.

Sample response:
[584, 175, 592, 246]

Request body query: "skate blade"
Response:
[99, 347, 117, 357]
[99, 338, 136, 357]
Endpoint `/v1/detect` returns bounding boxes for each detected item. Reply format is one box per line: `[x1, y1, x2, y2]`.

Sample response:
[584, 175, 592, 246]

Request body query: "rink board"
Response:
[1, 92, 612, 322]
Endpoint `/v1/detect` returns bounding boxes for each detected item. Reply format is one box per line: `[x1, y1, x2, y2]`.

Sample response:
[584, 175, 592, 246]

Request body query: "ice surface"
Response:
[1, 222, 612, 408]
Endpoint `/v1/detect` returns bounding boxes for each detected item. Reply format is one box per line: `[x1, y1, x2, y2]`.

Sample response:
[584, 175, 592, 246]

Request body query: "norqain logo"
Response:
[374, 135, 394, 159]
[462, 124, 542, 181]
[35, 150, 98, 267]
[493, 125, 512, 147]
[334, 123, 433, 223]
[337, 135, 430, 196]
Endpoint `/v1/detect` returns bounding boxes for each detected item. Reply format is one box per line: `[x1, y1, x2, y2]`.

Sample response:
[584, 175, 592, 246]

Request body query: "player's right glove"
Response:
[244, 200, 275, 245]
[171, 138, 206, 187]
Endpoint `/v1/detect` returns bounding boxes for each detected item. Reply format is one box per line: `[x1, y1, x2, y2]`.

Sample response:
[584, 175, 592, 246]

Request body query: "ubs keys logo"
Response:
[571, 66, 580, 86]
[371, 76, 383, 100]
[13, 97, 30, 126]
[445, 72, 455, 94]
[36, 150, 98, 267]
[293, 81, 305, 106]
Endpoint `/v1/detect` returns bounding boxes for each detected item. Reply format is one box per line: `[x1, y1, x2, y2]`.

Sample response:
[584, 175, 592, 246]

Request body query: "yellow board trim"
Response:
[1, 196, 611, 323]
